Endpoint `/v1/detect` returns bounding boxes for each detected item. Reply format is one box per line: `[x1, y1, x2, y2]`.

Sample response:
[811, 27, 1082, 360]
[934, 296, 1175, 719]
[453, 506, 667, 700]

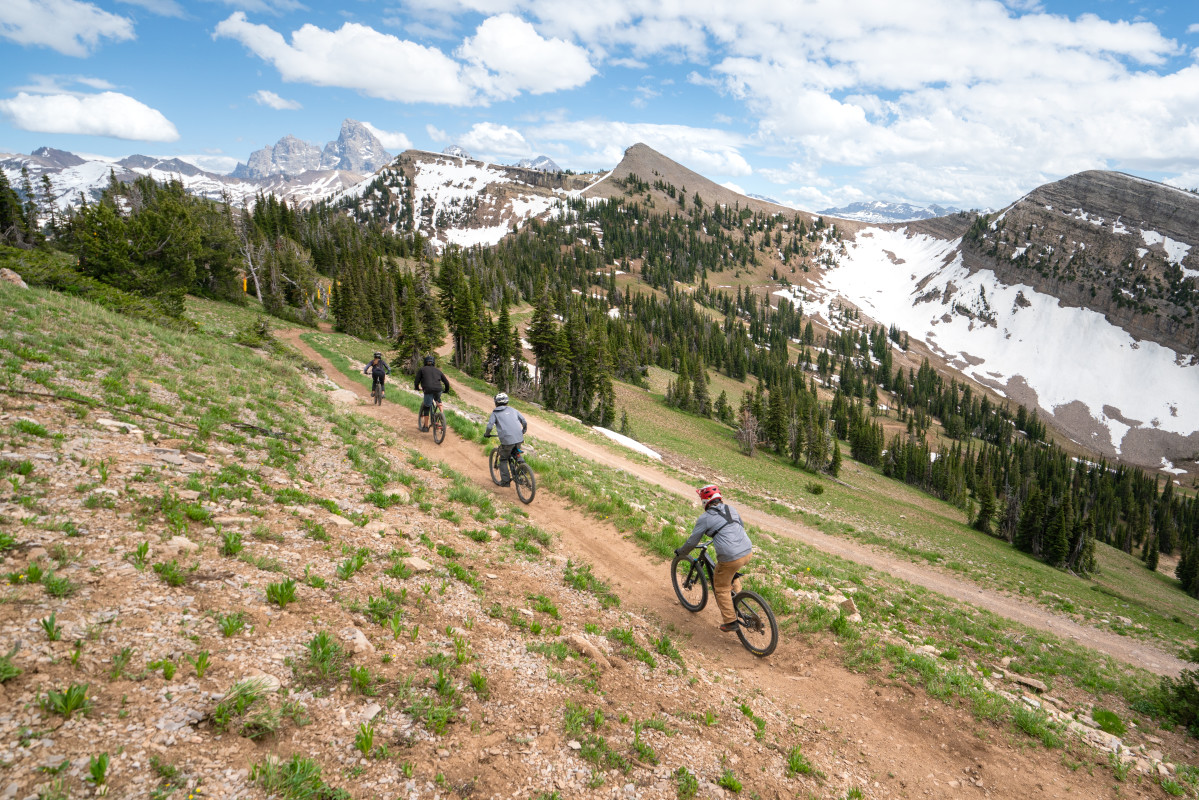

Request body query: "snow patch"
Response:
[821, 227, 1199, 451]
[592, 427, 661, 460]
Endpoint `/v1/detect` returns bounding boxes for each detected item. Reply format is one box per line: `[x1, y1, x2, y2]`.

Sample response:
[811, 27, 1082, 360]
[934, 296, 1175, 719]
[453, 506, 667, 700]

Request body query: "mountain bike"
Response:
[671, 543, 778, 657]
[417, 401, 446, 444]
[371, 377, 384, 405]
[485, 435, 536, 504]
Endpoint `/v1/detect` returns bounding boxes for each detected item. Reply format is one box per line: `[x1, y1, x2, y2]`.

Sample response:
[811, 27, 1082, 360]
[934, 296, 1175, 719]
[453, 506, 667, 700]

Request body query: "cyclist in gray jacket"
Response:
[675, 484, 754, 632]
[484, 392, 526, 486]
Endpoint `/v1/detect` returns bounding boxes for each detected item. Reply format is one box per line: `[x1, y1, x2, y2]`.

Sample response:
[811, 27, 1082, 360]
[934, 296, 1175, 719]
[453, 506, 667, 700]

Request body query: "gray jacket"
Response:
[485, 405, 527, 446]
[681, 502, 753, 563]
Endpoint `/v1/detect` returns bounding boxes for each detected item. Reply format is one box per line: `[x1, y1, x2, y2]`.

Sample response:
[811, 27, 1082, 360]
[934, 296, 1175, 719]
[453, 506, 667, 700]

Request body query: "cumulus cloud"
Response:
[426, 124, 448, 143]
[491, 0, 1199, 206]
[0, 0, 135, 56]
[457, 14, 595, 99]
[531, 119, 751, 176]
[361, 121, 413, 151]
[459, 122, 530, 158]
[214, 12, 475, 104]
[215, 12, 594, 106]
[0, 91, 179, 141]
[251, 89, 301, 109]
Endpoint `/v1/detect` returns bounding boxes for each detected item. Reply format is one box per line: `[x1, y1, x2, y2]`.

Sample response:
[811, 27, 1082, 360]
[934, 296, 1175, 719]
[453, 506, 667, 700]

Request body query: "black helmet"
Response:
[424, 355, 435, 366]
[494, 392, 509, 406]
[373, 352, 382, 359]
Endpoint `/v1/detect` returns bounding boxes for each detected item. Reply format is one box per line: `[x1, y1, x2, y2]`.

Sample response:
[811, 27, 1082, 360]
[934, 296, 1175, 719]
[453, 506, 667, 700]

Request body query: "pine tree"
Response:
[973, 479, 996, 535]
[1147, 534, 1160, 572]
[829, 439, 842, 477]
[1015, 488, 1044, 555]
[1044, 497, 1072, 567]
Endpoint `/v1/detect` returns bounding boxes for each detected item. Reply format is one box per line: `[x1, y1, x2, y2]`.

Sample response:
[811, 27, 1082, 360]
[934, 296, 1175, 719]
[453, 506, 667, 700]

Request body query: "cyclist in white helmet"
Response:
[483, 392, 526, 486]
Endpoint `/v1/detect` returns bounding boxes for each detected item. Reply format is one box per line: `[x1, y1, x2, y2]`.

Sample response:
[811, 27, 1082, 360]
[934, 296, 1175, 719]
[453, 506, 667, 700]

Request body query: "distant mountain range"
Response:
[232, 119, 391, 179]
[820, 200, 961, 223]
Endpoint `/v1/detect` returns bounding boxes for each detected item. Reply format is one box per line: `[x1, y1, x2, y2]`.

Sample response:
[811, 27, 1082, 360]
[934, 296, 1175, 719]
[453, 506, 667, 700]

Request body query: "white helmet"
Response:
[494, 392, 509, 406]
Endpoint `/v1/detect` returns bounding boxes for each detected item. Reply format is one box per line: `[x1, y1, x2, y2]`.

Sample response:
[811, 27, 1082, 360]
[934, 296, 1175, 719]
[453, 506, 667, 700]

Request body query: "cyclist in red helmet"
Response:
[676, 484, 754, 632]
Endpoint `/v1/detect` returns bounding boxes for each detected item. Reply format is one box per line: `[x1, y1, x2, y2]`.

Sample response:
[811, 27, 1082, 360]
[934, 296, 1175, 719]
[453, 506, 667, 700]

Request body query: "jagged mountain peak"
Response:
[821, 200, 961, 223]
[516, 155, 561, 172]
[442, 145, 472, 160]
[231, 119, 392, 180]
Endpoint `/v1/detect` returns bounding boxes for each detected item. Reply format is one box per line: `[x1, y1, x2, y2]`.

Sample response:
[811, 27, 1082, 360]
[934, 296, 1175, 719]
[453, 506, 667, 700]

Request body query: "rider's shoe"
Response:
[498, 480, 511, 487]
[719, 621, 739, 632]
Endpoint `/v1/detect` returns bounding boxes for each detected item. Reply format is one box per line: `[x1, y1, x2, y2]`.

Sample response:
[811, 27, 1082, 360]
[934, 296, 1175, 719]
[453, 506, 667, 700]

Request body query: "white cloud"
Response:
[457, 14, 595, 99]
[0, 0, 134, 56]
[251, 89, 301, 110]
[531, 119, 751, 176]
[426, 124, 448, 143]
[0, 91, 179, 141]
[215, 12, 594, 107]
[721, 181, 746, 195]
[459, 122, 530, 158]
[1190, 23, 1199, 34]
[491, 0, 1199, 207]
[214, 12, 476, 104]
[172, 154, 240, 174]
[361, 121, 413, 151]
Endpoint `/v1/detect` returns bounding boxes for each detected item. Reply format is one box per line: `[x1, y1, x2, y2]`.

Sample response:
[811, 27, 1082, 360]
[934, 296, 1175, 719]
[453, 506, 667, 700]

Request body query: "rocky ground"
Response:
[0, 367, 1192, 800]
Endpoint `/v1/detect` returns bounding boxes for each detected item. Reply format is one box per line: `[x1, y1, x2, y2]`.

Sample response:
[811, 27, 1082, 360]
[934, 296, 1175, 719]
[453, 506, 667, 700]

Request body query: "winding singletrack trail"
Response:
[283, 328, 1186, 678]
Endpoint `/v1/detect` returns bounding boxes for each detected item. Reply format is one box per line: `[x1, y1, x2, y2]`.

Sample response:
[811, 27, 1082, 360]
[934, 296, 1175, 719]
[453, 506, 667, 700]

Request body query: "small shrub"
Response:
[218, 611, 248, 637]
[188, 650, 211, 679]
[153, 559, 188, 587]
[786, 745, 816, 777]
[109, 646, 135, 680]
[470, 670, 490, 699]
[40, 683, 91, 718]
[40, 611, 62, 641]
[265, 578, 297, 608]
[42, 573, 78, 598]
[0, 644, 21, 683]
[86, 752, 110, 787]
[675, 766, 699, 800]
[717, 768, 742, 793]
[220, 530, 243, 556]
[1092, 709, 1126, 737]
[805, 482, 824, 495]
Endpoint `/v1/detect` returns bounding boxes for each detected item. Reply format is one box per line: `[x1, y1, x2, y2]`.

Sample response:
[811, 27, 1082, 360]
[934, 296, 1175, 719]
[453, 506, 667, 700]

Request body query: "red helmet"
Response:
[696, 484, 722, 504]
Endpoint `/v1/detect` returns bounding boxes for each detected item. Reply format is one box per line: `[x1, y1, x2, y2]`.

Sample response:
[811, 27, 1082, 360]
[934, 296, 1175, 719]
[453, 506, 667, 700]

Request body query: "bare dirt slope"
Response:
[290, 330, 1185, 679]
[276, 329, 1190, 798]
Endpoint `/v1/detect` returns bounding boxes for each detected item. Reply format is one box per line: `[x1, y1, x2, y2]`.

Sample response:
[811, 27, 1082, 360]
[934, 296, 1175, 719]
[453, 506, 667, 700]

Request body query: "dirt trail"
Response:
[284, 329, 1186, 680]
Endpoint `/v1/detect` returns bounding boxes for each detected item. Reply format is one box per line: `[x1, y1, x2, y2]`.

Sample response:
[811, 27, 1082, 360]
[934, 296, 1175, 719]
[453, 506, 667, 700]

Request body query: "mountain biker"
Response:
[675, 484, 754, 632]
[414, 355, 450, 431]
[483, 392, 527, 486]
[363, 352, 390, 397]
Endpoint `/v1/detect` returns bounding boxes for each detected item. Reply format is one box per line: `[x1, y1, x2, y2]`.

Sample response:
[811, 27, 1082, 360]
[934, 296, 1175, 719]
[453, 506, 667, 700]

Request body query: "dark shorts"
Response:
[421, 391, 443, 410]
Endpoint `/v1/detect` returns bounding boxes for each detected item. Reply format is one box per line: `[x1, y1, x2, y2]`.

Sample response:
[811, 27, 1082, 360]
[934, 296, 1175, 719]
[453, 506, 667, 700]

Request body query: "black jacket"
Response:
[414, 365, 450, 393]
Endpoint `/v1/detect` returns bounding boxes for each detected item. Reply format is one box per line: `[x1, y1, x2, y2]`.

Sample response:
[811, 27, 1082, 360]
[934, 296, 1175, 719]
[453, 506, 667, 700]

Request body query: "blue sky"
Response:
[2, 0, 1197, 210]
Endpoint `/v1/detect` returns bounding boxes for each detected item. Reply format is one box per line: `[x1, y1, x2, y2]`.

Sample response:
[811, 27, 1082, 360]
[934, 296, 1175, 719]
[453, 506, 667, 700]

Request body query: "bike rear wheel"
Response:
[431, 409, 446, 444]
[513, 461, 536, 504]
[488, 447, 502, 485]
[670, 555, 708, 612]
[732, 590, 778, 657]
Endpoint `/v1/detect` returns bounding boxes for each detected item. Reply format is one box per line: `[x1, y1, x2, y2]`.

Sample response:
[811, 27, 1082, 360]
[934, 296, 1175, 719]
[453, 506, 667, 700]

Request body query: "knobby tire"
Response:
[514, 461, 536, 504]
[670, 555, 708, 612]
[432, 409, 446, 444]
[488, 447, 502, 485]
[732, 590, 778, 657]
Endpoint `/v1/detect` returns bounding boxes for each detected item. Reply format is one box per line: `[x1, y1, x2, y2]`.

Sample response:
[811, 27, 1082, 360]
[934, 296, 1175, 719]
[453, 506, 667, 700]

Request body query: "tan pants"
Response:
[713, 553, 752, 624]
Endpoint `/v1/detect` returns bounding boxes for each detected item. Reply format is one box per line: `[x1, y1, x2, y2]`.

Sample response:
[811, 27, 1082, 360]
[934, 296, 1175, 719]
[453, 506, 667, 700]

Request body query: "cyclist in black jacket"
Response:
[363, 352, 390, 397]
[414, 355, 450, 431]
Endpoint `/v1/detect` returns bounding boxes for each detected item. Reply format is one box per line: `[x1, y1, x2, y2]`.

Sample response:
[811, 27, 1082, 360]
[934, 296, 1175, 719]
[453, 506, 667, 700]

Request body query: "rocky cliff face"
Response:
[233, 120, 391, 179]
[955, 171, 1199, 355]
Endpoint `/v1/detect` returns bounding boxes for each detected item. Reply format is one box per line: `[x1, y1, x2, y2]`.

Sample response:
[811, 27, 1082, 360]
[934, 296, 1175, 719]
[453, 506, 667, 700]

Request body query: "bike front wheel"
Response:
[488, 447, 502, 485]
[372, 386, 382, 405]
[513, 461, 536, 504]
[670, 556, 708, 612]
[732, 590, 778, 657]
[431, 410, 446, 444]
